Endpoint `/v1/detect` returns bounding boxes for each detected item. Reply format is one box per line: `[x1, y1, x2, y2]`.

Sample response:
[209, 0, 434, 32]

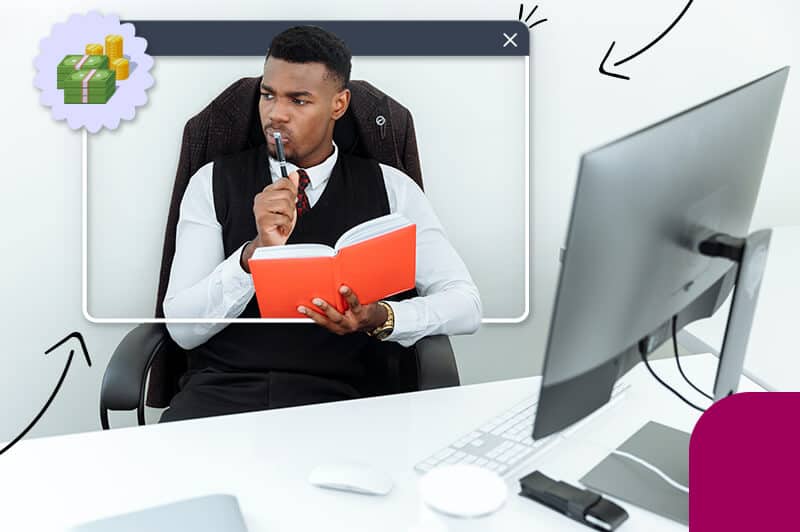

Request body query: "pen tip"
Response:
[273, 131, 282, 139]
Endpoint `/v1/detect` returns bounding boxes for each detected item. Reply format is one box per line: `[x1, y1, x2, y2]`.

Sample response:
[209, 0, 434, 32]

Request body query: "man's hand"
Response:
[298, 285, 388, 336]
[240, 172, 300, 272]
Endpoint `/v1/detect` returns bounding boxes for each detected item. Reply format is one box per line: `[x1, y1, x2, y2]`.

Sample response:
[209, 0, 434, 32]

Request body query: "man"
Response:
[161, 25, 481, 422]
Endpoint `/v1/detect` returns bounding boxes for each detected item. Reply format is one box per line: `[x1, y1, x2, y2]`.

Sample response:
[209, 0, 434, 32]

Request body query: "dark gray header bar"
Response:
[124, 20, 529, 56]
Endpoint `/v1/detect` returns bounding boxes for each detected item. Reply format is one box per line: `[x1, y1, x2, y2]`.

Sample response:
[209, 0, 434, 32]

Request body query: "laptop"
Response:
[69, 494, 247, 532]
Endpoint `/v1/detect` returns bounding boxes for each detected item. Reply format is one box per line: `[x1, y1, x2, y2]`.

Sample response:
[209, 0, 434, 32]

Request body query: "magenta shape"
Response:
[690, 392, 800, 530]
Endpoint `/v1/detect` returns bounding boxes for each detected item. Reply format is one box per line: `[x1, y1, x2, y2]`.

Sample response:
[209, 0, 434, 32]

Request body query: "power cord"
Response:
[672, 316, 713, 400]
[639, 343, 707, 413]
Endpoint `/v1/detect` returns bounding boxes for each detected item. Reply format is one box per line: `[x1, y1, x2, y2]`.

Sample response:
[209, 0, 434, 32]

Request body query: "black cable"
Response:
[640, 346, 707, 413]
[672, 316, 714, 400]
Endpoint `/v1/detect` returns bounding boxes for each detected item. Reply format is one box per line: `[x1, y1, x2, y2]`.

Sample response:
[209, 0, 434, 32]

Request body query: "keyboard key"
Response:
[463, 455, 477, 464]
[496, 451, 514, 463]
[453, 451, 466, 460]
[498, 441, 514, 452]
[470, 439, 485, 448]
[513, 448, 534, 463]
[476, 458, 489, 466]
[509, 403, 528, 415]
[433, 448, 455, 460]
[491, 421, 515, 436]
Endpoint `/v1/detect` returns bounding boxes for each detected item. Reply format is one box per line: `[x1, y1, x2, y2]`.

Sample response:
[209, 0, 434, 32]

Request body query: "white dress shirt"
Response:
[164, 141, 482, 350]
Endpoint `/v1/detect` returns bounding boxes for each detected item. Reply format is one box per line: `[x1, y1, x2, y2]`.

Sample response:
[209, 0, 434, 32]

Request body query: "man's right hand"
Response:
[240, 171, 300, 272]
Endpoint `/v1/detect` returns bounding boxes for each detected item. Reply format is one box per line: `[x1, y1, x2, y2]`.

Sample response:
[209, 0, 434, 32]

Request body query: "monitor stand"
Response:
[580, 421, 690, 525]
[578, 229, 771, 525]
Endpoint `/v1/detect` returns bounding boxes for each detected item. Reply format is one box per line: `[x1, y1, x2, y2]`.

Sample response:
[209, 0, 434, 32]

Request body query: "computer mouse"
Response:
[309, 462, 394, 496]
[419, 464, 508, 518]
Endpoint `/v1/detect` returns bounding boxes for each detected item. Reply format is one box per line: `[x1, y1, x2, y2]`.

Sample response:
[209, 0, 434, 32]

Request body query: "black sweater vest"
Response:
[186, 143, 406, 384]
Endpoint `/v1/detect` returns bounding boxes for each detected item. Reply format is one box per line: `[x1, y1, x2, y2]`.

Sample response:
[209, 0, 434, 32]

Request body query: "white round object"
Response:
[419, 464, 508, 518]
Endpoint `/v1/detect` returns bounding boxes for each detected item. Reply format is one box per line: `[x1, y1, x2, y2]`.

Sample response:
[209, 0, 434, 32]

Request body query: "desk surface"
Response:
[0, 354, 762, 531]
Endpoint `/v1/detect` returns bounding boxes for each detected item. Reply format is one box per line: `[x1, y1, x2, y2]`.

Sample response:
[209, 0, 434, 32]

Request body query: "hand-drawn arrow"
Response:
[0, 332, 91, 456]
[600, 0, 695, 80]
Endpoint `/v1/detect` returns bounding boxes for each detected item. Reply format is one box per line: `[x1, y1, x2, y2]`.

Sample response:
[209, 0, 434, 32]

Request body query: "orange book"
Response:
[248, 213, 416, 318]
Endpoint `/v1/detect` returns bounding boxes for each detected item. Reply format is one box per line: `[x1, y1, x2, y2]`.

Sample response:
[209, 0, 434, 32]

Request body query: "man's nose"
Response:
[268, 98, 291, 124]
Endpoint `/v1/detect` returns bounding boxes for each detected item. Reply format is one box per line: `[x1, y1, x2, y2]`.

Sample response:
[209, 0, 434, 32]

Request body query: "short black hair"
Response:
[265, 26, 352, 90]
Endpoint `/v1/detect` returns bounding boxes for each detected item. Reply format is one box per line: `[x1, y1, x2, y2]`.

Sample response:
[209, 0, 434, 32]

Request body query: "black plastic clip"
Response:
[519, 470, 629, 531]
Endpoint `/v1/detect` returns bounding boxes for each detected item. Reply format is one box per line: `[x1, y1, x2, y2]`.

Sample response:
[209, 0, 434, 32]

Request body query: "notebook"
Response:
[248, 213, 416, 318]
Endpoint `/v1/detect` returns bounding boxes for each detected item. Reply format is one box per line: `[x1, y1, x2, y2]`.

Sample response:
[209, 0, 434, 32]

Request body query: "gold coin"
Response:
[111, 58, 129, 81]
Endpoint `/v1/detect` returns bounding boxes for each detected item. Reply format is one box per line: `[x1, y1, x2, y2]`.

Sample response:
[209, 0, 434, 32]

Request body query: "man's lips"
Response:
[267, 129, 290, 144]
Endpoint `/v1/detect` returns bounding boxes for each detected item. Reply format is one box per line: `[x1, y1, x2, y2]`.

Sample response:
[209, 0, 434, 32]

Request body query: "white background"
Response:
[0, 0, 798, 442]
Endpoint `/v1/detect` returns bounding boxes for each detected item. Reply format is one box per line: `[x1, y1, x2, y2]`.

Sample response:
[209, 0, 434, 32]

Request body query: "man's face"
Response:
[259, 56, 349, 168]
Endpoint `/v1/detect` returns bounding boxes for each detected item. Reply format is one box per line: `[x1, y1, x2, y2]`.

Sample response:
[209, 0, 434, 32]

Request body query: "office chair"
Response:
[99, 77, 461, 429]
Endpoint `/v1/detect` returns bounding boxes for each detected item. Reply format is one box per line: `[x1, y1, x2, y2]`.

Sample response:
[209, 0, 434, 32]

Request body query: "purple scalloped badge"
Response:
[34, 12, 154, 133]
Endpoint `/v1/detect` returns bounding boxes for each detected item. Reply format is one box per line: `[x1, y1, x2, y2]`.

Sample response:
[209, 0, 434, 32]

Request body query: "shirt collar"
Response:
[268, 141, 338, 190]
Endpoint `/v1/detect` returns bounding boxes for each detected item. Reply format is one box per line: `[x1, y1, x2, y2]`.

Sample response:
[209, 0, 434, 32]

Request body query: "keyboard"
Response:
[414, 381, 629, 477]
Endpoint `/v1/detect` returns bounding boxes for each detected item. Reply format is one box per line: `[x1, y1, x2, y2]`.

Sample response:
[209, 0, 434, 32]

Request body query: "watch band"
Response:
[518, 471, 628, 531]
[367, 301, 394, 339]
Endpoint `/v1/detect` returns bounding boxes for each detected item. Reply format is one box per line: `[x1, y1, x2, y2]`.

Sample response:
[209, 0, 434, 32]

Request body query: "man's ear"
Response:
[331, 88, 351, 121]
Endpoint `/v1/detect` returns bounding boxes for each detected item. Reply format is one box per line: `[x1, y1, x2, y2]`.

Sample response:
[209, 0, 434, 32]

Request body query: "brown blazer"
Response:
[147, 77, 423, 407]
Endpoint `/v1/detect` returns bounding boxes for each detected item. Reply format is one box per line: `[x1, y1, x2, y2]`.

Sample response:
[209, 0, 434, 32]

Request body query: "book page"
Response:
[252, 243, 336, 260]
[335, 213, 412, 250]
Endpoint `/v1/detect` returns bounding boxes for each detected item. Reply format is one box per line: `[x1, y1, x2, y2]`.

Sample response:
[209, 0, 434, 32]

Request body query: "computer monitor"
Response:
[533, 66, 790, 440]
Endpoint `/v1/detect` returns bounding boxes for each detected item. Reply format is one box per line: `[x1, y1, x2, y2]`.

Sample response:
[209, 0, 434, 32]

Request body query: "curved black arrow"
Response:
[0, 332, 91, 456]
[600, 0, 694, 80]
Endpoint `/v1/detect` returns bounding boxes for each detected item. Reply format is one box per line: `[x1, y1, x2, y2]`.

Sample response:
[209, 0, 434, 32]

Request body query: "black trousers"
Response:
[159, 368, 361, 423]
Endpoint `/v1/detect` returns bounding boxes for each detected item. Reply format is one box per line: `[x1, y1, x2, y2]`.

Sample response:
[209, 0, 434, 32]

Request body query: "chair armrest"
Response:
[100, 323, 174, 429]
[414, 335, 460, 390]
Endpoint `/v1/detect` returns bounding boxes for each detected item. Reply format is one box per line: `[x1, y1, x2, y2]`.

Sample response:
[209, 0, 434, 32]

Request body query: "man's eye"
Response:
[260, 93, 273, 100]
[293, 98, 308, 105]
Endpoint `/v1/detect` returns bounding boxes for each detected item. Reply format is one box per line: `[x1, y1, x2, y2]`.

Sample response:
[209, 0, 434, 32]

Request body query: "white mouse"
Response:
[309, 462, 394, 496]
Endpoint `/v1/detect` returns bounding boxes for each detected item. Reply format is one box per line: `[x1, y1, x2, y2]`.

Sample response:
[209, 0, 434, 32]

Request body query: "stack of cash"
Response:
[85, 43, 103, 55]
[110, 57, 129, 80]
[63, 69, 116, 104]
[57, 54, 109, 89]
[105, 34, 123, 62]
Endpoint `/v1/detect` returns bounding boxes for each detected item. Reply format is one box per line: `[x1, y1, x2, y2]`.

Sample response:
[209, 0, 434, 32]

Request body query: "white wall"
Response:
[1, 0, 799, 443]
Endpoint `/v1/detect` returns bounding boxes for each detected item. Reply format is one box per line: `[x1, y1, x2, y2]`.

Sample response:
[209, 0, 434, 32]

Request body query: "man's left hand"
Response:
[298, 285, 388, 336]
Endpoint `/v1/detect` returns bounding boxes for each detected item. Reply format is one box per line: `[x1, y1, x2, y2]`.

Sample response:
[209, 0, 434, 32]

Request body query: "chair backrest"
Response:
[146, 77, 424, 407]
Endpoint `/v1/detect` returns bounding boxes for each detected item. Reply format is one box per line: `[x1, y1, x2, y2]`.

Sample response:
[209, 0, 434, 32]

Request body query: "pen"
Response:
[273, 131, 289, 178]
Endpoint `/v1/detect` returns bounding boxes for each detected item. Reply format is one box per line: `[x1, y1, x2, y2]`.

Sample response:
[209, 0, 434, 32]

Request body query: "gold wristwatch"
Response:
[367, 301, 395, 340]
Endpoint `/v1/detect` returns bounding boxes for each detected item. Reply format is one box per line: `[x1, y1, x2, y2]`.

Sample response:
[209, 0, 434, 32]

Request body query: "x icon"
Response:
[503, 32, 518, 48]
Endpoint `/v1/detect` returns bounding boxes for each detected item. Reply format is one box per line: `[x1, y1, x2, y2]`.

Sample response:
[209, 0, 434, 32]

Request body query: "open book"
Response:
[248, 213, 417, 318]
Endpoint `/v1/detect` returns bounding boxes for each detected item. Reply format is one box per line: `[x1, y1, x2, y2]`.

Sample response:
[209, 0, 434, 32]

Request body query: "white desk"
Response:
[0, 354, 762, 531]
[686, 225, 800, 391]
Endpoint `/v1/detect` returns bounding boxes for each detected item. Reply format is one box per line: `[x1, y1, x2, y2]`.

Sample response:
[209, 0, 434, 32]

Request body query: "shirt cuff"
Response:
[382, 299, 422, 347]
[220, 242, 255, 308]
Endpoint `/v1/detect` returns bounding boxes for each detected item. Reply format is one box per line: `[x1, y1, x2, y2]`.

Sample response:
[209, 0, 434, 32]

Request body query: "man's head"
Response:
[260, 26, 352, 168]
